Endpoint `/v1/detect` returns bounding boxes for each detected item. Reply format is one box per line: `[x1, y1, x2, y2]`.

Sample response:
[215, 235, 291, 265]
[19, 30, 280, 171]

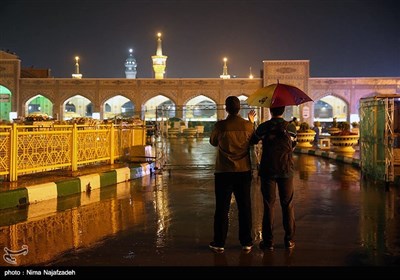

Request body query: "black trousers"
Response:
[213, 171, 252, 247]
[260, 176, 295, 243]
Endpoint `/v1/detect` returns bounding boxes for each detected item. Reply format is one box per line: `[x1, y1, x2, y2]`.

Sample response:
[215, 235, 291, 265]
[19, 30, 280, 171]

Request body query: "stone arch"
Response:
[99, 92, 133, 108]
[22, 92, 54, 105]
[184, 95, 217, 122]
[61, 92, 94, 105]
[142, 92, 178, 109]
[62, 95, 93, 120]
[25, 94, 54, 117]
[102, 95, 135, 119]
[143, 94, 176, 121]
[314, 94, 350, 131]
[0, 84, 12, 121]
[316, 91, 349, 104]
[182, 93, 217, 106]
[0, 84, 12, 92]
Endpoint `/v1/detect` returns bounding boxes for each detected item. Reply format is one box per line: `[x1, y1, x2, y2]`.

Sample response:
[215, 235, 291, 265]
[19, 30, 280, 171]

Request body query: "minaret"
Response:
[248, 66, 254, 79]
[72, 56, 82, 79]
[151, 32, 168, 79]
[125, 48, 137, 79]
[220, 57, 230, 79]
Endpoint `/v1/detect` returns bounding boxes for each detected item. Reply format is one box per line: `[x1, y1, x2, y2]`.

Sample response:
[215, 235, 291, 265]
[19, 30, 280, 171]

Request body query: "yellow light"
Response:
[248, 66, 253, 79]
[223, 57, 227, 62]
[75, 56, 79, 62]
[157, 32, 162, 37]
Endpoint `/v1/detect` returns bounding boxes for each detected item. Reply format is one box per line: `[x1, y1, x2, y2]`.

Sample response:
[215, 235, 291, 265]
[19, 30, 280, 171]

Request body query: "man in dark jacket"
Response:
[251, 106, 296, 251]
[209, 96, 256, 253]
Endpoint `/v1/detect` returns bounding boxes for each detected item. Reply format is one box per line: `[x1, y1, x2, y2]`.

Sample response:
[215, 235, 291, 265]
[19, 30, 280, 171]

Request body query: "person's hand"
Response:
[248, 109, 256, 123]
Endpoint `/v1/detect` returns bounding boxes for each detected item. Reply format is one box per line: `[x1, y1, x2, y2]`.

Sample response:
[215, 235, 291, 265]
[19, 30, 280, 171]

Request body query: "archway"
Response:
[0, 85, 12, 121]
[26, 94, 53, 117]
[103, 95, 134, 119]
[144, 95, 175, 121]
[157, 100, 175, 119]
[314, 95, 348, 132]
[63, 95, 91, 120]
[185, 95, 217, 122]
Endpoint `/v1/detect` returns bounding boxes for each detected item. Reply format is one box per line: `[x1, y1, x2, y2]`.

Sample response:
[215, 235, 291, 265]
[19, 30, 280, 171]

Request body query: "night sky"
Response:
[1, 0, 399, 79]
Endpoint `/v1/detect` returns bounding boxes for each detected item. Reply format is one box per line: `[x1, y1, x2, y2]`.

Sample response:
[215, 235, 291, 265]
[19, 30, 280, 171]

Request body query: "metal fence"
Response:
[0, 123, 147, 181]
[147, 104, 261, 137]
[359, 95, 400, 182]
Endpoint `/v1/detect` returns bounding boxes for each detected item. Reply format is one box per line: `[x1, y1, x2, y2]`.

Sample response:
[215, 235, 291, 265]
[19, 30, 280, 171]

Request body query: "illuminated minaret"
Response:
[72, 56, 82, 79]
[248, 66, 254, 79]
[151, 32, 168, 79]
[220, 57, 230, 79]
[125, 48, 137, 79]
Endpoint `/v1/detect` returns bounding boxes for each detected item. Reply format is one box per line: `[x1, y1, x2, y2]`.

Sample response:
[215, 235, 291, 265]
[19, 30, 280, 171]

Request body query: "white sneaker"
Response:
[209, 242, 224, 253]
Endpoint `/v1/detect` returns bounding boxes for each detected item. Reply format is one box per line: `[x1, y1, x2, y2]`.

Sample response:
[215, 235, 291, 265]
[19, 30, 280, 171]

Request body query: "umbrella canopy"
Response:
[247, 82, 313, 108]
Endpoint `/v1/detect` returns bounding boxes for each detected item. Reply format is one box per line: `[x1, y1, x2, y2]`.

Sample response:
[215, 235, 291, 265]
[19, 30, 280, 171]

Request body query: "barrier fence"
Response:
[0, 123, 148, 181]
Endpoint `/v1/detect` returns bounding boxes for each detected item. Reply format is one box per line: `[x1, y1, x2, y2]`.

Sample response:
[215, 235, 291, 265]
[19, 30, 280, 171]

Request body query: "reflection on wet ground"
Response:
[0, 138, 399, 268]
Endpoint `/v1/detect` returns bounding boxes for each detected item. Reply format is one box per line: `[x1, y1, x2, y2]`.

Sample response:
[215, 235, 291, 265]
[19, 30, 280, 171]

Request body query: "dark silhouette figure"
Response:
[209, 96, 256, 253]
[251, 106, 296, 251]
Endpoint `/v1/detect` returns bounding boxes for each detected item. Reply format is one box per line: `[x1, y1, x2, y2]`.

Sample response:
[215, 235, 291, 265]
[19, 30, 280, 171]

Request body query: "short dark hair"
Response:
[270, 106, 285, 116]
[225, 96, 240, 115]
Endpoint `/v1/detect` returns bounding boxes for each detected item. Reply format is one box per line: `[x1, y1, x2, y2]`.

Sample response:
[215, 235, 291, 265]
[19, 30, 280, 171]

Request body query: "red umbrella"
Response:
[247, 82, 313, 108]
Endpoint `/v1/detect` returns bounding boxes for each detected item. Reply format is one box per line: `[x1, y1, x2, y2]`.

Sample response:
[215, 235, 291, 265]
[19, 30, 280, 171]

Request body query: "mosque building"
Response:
[0, 32, 399, 130]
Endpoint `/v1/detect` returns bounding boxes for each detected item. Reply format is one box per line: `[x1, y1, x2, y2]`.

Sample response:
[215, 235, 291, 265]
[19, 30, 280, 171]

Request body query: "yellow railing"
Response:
[0, 123, 147, 181]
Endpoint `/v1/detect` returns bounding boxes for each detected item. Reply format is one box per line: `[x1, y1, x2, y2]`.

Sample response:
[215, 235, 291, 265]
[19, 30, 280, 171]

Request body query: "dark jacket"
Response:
[210, 114, 255, 173]
[250, 118, 297, 178]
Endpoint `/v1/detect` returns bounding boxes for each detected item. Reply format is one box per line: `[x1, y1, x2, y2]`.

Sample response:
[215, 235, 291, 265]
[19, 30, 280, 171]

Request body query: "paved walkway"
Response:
[0, 138, 399, 277]
[1, 142, 398, 211]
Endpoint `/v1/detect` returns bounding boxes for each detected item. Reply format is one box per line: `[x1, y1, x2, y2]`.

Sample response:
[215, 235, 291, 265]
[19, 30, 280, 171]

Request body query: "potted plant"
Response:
[167, 117, 182, 138]
[182, 121, 198, 138]
[328, 117, 340, 135]
[330, 121, 359, 153]
[296, 122, 316, 148]
[299, 122, 310, 131]
[195, 121, 205, 137]
[351, 121, 359, 135]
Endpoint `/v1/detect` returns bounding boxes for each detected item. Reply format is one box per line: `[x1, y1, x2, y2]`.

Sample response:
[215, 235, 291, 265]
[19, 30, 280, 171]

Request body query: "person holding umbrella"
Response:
[209, 96, 256, 253]
[247, 82, 313, 251]
[251, 106, 297, 251]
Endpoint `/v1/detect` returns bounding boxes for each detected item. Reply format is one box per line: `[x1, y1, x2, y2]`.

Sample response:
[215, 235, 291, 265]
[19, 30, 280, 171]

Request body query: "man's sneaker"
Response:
[285, 240, 295, 249]
[209, 242, 224, 253]
[259, 240, 274, 251]
[242, 243, 253, 252]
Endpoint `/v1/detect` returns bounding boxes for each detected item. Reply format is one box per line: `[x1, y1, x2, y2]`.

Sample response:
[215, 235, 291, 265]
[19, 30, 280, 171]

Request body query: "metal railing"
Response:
[0, 123, 148, 181]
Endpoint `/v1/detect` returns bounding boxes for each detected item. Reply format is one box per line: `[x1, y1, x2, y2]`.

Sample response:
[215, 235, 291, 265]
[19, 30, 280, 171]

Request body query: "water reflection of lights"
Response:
[331, 164, 360, 190]
[297, 154, 318, 180]
[0, 184, 147, 266]
[150, 174, 170, 248]
[360, 179, 399, 262]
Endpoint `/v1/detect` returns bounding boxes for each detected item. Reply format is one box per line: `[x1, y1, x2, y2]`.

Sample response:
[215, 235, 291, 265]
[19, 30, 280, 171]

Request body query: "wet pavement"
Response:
[0, 138, 399, 276]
